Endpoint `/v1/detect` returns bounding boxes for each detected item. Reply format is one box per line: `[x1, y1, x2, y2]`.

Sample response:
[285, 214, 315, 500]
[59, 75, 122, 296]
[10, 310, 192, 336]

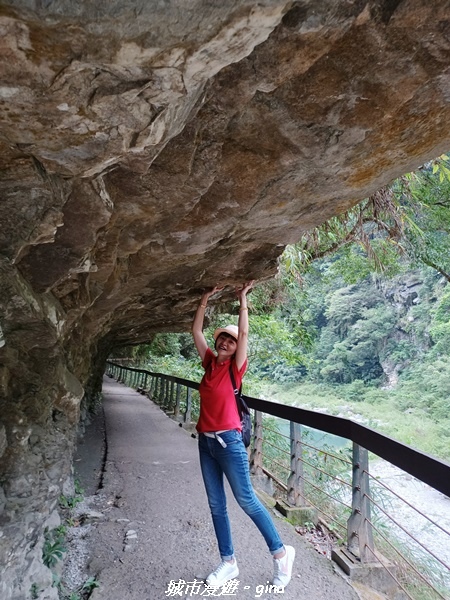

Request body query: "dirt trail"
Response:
[68, 377, 360, 600]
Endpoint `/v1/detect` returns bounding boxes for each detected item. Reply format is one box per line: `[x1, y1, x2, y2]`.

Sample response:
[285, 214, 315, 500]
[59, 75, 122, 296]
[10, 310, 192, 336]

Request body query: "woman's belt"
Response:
[203, 429, 231, 448]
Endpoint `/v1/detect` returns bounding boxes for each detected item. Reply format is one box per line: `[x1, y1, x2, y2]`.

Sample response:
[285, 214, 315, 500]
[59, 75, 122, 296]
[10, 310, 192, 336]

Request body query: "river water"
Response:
[369, 459, 450, 585]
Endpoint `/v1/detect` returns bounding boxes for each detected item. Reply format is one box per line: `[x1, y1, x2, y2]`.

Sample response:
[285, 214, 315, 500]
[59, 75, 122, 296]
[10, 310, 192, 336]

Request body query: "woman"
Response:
[192, 282, 295, 588]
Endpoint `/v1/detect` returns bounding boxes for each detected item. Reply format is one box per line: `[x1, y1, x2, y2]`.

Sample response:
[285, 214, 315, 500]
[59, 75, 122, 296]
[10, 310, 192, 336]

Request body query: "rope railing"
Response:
[105, 360, 450, 600]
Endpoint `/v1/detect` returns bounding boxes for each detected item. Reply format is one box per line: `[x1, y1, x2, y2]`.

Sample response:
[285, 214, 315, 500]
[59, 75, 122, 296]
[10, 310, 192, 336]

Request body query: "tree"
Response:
[392, 159, 450, 282]
[429, 287, 450, 356]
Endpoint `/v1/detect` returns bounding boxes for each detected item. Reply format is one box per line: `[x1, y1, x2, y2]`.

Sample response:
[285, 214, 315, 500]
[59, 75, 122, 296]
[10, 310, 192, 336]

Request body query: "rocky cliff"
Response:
[1, 1, 450, 597]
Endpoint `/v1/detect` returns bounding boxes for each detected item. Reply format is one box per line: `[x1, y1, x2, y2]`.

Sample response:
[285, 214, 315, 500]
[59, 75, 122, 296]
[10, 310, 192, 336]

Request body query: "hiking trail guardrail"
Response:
[105, 361, 450, 600]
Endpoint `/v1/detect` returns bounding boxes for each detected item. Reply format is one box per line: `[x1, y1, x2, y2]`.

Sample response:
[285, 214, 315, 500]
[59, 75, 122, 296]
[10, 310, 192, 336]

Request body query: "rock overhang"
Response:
[1, 0, 450, 350]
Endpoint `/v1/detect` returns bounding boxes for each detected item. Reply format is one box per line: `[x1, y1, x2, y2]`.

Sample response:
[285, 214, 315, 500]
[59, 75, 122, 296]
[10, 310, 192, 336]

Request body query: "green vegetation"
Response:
[59, 494, 82, 510]
[57, 577, 100, 600]
[59, 480, 84, 510]
[42, 526, 67, 568]
[41, 480, 99, 600]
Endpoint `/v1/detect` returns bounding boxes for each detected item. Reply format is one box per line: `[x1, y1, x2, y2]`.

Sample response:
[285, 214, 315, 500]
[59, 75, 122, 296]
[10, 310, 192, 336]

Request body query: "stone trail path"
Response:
[73, 377, 360, 600]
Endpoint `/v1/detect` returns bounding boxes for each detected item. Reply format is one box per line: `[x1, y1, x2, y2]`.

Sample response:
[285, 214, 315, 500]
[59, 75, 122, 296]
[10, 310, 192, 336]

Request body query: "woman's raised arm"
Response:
[235, 281, 254, 371]
[192, 286, 222, 361]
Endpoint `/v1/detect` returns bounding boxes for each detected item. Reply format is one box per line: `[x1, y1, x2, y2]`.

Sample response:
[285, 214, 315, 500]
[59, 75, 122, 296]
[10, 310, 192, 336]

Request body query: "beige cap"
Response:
[213, 324, 239, 341]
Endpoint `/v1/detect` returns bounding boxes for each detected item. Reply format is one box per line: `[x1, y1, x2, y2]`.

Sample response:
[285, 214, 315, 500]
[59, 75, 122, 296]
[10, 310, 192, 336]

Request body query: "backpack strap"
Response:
[229, 364, 248, 417]
[229, 364, 241, 414]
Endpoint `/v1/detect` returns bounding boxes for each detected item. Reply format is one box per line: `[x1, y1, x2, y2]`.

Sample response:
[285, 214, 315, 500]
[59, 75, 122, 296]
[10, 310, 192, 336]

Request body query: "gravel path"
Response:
[67, 377, 360, 600]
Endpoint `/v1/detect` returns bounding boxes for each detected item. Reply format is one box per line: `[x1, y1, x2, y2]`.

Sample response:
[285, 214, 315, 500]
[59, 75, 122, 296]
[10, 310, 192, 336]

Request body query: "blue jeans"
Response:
[198, 429, 284, 560]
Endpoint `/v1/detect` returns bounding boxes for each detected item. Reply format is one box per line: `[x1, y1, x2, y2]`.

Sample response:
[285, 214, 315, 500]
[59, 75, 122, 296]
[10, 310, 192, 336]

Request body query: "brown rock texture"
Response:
[1, 1, 450, 597]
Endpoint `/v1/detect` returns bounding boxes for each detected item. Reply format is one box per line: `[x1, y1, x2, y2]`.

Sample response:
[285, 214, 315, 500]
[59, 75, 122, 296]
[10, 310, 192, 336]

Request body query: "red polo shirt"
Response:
[196, 348, 248, 433]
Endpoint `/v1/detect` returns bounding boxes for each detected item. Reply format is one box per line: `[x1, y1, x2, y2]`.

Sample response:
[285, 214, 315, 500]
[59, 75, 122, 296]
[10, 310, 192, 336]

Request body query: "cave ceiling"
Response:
[1, 0, 450, 351]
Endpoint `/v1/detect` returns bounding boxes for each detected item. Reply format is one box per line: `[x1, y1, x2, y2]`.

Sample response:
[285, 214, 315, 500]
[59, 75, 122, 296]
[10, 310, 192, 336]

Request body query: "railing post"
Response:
[347, 443, 374, 563]
[165, 378, 170, 406]
[165, 378, 171, 409]
[287, 422, 305, 507]
[174, 383, 181, 418]
[162, 378, 168, 408]
[168, 379, 175, 412]
[184, 388, 192, 423]
[159, 376, 165, 405]
[160, 377, 165, 405]
[155, 376, 166, 406]
[158, 376, 162, 402]
[250, 410, 263, 475]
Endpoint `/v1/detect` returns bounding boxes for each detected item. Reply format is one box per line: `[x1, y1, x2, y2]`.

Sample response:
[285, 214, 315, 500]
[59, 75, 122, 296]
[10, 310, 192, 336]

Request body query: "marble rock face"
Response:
[0, 1, 450, 597]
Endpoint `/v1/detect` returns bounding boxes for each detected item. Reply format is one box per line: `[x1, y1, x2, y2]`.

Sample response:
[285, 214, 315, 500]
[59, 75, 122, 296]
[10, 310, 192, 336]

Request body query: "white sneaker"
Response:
[272, 545, 295, 587]
[206, 559, 239, 586]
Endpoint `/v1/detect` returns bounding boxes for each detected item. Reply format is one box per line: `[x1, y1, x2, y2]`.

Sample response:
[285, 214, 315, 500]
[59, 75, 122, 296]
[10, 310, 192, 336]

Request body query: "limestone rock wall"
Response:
[1, 1, 450, 597]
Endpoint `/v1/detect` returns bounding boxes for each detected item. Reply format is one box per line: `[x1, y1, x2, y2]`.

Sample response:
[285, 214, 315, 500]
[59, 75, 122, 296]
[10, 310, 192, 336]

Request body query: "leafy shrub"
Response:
[42, 527, 67, 568]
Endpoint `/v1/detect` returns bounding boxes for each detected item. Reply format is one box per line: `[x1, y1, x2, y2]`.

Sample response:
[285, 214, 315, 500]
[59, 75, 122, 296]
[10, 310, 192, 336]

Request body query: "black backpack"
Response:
[229, 365, 252, 447]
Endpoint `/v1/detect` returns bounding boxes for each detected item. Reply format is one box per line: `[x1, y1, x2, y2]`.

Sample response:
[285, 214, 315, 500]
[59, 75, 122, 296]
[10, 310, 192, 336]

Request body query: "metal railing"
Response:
[105, 361, 450, 600]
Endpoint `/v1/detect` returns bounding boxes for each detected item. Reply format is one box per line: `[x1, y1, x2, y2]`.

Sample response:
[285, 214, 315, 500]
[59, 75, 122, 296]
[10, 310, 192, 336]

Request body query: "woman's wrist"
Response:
[200, 293, 210, 307]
